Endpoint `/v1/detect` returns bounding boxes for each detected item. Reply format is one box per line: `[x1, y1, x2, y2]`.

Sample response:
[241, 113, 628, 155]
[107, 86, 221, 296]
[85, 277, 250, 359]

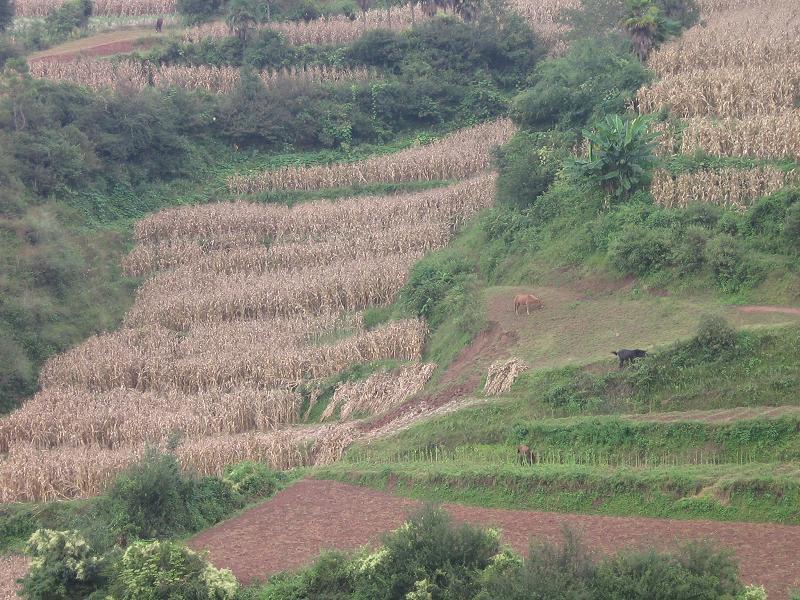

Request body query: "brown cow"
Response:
[514, 293, 543, 315]
[517, 444, 537, 465]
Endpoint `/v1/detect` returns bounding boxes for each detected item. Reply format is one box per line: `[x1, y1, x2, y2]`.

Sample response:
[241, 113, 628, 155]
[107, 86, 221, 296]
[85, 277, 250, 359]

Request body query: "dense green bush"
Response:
[101, 449, 242, 541]
[253, 520, 746, 600]
[20, 529, 106, 599]
[224, 461, 280, 499]
[112, 540, 237, 599]
[177, 0, 224, 24]
[511, 40, 649, 131]
[0, 0, 12, 32]
[692, 315, 738, 357]
[609, 225, 672, 275]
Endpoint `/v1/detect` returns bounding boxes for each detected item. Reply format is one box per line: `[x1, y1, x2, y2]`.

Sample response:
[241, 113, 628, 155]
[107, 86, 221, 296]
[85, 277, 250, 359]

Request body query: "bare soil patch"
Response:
[28, 29, 160, 63]
[0, 555, 27, 600]
[189, 479, 800, 598]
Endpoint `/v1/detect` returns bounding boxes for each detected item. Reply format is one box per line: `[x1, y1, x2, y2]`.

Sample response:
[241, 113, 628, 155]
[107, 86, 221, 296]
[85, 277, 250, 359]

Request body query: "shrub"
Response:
[477, 531, 595, 600]
[178, 0, 224, 24]
[113, 540, 237, 600]
[223, 461, 280, 500]
[704, 233, 748, 290]
[0, 0, 12, 33]
[693, 315, 738, 357]
[20, 529, 105, 599]
[784, 202, 800, 251]
[672, 225, 708, 274]
[361, 506, 501, 599]
[511, 40, 648, 131]
[494, 131, 571, 208]
[401, 250, 474, 326]
[608, 225, 671, 275]
[347, 29, 408, 70]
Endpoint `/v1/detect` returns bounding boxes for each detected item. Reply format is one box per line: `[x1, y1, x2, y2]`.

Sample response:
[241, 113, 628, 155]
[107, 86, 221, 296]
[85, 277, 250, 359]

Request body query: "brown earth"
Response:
[0, 555, 27, 600]
[189, 479, 800, 598]
[28, 29, 162, 63]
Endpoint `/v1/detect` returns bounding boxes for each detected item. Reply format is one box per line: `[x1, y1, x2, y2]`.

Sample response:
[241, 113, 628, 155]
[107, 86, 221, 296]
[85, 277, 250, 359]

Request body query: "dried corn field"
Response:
[14, 0, 175, 17]
[650, 167, 796, 210]
[228, 120, 514, 193]
[185, 5, 429, 46]
[29, 59, 375, 94]
[641, 0, 800, 207]
[0, 134, 501, 500]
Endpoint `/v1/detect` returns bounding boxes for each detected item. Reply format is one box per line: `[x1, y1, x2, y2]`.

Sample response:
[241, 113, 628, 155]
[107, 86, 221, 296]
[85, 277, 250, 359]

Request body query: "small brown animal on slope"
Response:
[514, 294, 543, 315]
[517, 444, 538, 465]
[155, 17, 164, 32]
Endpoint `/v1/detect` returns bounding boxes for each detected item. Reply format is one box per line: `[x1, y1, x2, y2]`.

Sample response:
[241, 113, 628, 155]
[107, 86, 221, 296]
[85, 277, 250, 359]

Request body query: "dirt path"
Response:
[737, 305, 800, 316]
[28, 29, 162, 63]
[189, 479, 800, 598]
[624, 405, 800, 423]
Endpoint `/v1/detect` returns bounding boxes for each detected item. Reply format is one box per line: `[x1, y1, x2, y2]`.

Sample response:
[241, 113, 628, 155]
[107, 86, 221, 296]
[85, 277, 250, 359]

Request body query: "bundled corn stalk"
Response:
[484, 358, 529, 396]
[14, 0, 175, 17]
[29, 59, 375, 94]
[227, 120, 514, 193]
[135, 174, 495, 244]
[321, 362, 436, 421]
[650, 167, 795, 210]
[637, 62, 800, 118]
[0, 387, 301, 451]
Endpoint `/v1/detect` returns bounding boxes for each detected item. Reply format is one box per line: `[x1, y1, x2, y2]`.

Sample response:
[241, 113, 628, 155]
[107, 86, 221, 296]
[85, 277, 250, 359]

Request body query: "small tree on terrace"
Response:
[568, 114, 658, 204]
[621, 0, 677, 61]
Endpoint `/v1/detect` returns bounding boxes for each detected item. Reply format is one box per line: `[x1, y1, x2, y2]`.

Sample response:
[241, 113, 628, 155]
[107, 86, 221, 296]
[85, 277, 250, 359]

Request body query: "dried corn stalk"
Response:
[484, 358, 529, 396]
[322, 362, 436, 421]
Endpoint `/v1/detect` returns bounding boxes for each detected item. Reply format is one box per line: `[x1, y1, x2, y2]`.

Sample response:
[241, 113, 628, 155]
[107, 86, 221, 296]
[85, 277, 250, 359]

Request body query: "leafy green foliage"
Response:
[223, 462, 280, 499]
[621, 0, 679, 61]
[177, 0, 224, 24]
[20, 529, 106, 599]
[252, 521, 745, 599]
[569, 114, 659, 201]
[101, 449, 243, 541]
[113, 540, 237, 600]
[511, 40, 649, 131]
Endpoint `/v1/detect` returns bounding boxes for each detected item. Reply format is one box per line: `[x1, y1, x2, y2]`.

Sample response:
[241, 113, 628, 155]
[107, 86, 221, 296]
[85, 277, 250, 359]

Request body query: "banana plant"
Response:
[569, 114, 659, 204]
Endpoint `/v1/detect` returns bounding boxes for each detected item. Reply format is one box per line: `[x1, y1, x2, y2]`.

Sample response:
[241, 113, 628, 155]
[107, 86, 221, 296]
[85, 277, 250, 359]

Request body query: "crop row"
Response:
[227, 120, 513, 193]
[30, 59, 374, 94]
[41, 317, 427, 391]
[14, 0, 175, 17]
[650, 167, 794, 210]
[135, 173, 495, 243]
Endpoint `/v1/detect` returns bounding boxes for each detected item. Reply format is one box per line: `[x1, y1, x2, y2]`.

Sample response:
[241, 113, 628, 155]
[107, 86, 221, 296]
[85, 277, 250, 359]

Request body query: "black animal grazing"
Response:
[155, 17, 164, 32]
[612, 349, 647, 369]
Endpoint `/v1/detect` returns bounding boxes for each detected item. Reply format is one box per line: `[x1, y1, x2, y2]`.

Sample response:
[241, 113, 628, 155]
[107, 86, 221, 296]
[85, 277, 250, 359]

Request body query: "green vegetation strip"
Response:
[316, 462, 800, 525]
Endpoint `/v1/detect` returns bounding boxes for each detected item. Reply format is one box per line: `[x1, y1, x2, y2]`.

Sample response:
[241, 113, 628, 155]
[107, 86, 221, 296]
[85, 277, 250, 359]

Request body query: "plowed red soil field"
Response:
[189, 479, 800, 598]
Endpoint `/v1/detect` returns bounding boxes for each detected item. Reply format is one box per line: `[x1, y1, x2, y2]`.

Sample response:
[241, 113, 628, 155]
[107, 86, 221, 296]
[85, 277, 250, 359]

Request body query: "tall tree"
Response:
[621, 0, 665, 61]
[0, 0, 14, 32]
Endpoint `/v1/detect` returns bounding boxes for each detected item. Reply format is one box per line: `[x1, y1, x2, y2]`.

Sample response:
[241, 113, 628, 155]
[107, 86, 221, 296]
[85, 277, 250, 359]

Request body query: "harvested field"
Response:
[30, 59, 375, 94]
[189, 479, 800, 598]
[15, 0, 175, 17]
[0, 123, 504, 501]
[227, 121, 513, 193]
[650, 167, 795, 210]
[0, 555, 26, 600]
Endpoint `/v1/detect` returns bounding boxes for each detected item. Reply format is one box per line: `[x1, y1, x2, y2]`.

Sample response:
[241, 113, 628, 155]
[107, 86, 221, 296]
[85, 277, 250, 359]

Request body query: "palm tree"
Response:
[453, 0, 481, 21]
[621, 0, 663, 61]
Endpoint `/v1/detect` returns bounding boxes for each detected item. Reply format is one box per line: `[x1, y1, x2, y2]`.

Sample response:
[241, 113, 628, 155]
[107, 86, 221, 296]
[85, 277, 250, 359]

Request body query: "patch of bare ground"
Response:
[28, 29, 161, 63]
[0, 555, 27, 600]
[189, 479, 800, 598]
